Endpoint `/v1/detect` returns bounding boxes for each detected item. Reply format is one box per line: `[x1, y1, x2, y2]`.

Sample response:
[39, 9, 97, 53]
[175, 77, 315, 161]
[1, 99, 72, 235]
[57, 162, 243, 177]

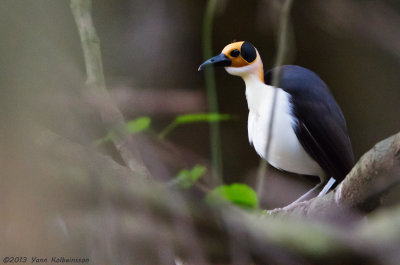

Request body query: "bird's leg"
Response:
[281, 183, 323, 210]
[317, 177, 336, 197]
[292, 182, 324, 204]
[283, 177, 336, 210]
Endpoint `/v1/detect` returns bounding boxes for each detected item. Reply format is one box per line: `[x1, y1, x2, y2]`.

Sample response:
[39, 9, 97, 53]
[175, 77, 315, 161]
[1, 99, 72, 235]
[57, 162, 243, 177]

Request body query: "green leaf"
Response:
[92, 131, 115, 147]
[168, 165, 206, 188]
[159, 113, 232, 139]
[93, 117, 151, 146]
[206, 183, 258, 209]
[175, 113, 231, 124]
[124, 117, 151, 134]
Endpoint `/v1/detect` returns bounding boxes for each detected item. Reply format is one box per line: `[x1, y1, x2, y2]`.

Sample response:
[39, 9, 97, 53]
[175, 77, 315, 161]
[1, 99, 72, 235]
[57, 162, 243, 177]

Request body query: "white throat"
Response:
[224, 50, 266, 112]
[224, 50, 264, 84]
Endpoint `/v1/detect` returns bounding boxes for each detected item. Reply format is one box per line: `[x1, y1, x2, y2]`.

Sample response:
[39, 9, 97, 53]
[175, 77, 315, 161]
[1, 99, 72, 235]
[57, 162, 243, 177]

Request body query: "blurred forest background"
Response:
[1, 0, 400, 264]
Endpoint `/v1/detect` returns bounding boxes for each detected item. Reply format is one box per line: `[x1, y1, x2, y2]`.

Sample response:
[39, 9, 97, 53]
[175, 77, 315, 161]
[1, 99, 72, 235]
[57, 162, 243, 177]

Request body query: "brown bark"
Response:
[268, 132, 400, 220]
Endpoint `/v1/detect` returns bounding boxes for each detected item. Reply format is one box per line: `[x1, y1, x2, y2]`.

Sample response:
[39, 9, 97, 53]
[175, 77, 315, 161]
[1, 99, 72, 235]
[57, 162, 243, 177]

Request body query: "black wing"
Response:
[265, 65, 355, 183]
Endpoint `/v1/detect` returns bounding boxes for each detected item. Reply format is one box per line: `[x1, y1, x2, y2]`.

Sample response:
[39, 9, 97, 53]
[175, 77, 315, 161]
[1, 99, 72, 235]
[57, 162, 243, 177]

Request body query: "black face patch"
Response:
[230, 49, 240, 57]
[241, 42, 257, 63]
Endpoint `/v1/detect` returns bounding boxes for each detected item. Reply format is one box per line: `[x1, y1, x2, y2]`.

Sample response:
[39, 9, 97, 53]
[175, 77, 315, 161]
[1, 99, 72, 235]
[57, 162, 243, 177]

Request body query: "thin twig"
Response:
[202, 0, 223, 186]
[70, 0, 150, 178]
[256, 0, 295, 199]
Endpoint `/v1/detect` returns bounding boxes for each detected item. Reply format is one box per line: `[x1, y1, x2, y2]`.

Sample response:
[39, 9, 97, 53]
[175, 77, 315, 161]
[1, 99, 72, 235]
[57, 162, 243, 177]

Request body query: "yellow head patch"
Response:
[221, 41, 257, 68]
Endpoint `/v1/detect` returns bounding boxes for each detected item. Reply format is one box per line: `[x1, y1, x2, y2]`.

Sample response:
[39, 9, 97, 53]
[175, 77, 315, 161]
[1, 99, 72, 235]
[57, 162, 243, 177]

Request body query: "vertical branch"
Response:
[202, 0, 223, 186]
[70, 0, 150, 178]
[256, 0, 295, 198]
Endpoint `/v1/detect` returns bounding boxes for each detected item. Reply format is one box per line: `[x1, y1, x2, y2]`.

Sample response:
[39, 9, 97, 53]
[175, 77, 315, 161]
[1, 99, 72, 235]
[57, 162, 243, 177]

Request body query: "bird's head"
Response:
[198, 41, 264, 81]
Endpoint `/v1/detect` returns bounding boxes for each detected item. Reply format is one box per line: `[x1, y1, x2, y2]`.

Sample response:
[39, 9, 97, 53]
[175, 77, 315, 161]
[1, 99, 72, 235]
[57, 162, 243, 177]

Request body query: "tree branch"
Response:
[268, 132, 400, 219]
[70, 0, 150, 178]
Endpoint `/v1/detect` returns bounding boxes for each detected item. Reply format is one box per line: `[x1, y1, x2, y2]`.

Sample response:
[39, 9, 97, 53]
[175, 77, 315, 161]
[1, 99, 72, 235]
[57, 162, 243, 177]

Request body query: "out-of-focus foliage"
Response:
[124, 117, 151, 134]
[159, 113, 232, 139]
[206, 183, 259, 209]
[168, 164, 206, 188]
[94, 116, 151, 146]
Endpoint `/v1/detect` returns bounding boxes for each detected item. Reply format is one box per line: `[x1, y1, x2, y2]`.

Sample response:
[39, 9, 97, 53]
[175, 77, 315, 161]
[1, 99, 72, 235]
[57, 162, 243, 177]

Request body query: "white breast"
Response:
[246, 83, 324, 178]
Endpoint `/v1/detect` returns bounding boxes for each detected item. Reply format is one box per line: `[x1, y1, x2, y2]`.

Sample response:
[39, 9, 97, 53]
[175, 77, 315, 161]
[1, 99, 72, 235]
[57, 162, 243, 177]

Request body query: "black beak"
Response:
[198, 53, 232, 71]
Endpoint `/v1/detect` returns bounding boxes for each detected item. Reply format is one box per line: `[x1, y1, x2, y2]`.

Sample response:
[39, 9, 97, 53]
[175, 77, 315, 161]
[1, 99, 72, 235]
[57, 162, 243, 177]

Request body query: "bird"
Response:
[198, 41, 354, 203]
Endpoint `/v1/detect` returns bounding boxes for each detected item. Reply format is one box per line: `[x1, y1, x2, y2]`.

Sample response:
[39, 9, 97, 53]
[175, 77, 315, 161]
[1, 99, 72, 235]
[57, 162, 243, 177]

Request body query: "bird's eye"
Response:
[230, 49, 240, 57]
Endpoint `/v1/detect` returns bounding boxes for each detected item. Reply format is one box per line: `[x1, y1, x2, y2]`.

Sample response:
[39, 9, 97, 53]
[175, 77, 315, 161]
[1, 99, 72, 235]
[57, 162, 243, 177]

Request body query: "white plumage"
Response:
[225, 51, 325, 179]
[246, 80, 324, 178]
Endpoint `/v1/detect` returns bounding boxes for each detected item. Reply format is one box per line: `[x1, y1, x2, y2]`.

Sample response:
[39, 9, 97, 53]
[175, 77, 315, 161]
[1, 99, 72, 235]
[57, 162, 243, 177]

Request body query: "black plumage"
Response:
[264, 65, 355, 184]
